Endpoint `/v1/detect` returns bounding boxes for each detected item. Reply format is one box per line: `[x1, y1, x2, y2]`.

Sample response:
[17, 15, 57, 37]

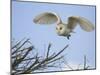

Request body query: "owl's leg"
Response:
[67, 34, 71, 39]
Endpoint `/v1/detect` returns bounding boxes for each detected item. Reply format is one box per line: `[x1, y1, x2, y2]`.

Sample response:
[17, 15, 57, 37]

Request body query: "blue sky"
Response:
[12, 1, 96, 71]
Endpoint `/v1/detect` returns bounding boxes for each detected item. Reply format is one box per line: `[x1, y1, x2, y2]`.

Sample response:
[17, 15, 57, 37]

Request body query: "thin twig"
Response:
[46, 43, 51, 58]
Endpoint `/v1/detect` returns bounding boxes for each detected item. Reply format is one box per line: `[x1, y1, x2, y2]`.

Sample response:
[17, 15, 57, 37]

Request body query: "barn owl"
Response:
[33, 12, 94, 39]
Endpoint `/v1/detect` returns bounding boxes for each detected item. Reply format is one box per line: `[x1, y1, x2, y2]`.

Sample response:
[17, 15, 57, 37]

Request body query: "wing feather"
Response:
[33, 12, 61, 24]
[78, 16, 94, 31]
[67, 16, 94, 32]
[67, 16, 78, 30]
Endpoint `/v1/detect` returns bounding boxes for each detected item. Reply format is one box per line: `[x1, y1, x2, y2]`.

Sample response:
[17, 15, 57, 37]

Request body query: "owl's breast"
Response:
[56, 27, 70, 36]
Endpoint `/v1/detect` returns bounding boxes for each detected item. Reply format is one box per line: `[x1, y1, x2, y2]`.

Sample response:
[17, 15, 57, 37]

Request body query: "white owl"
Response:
[33, 12, 94, 39]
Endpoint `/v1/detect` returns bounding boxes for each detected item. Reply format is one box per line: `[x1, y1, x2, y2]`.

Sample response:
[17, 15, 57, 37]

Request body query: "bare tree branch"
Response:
[46, 43, 51, 58]
[12, 39, 69, 74]
[12, 39, 30, 55]
[12, 46, 33, 69]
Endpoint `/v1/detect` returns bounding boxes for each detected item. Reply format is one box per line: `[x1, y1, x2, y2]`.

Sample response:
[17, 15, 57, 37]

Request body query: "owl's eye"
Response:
[60, 27, 62, 30]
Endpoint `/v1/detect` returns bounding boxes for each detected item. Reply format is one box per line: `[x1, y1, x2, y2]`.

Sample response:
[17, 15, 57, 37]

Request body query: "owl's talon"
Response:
[67, 34, 71, 39]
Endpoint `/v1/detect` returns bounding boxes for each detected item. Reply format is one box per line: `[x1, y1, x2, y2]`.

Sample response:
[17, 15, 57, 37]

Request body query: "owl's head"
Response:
[56, 24, 67, 36]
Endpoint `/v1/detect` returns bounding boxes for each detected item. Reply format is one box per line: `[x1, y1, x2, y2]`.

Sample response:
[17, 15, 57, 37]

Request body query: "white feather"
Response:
[33, 12, 61, 24]
[67, 16, 94, 32]
[78, 16, 94, 31]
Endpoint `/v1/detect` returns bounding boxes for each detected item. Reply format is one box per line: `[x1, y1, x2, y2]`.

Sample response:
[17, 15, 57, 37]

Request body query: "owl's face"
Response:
[56, 24, 67, 36]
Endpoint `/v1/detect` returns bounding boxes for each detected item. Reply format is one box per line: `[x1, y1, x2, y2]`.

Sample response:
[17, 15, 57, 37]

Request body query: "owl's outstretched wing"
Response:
[33, 12, 62, 25]
[67, 16, 94, 32]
